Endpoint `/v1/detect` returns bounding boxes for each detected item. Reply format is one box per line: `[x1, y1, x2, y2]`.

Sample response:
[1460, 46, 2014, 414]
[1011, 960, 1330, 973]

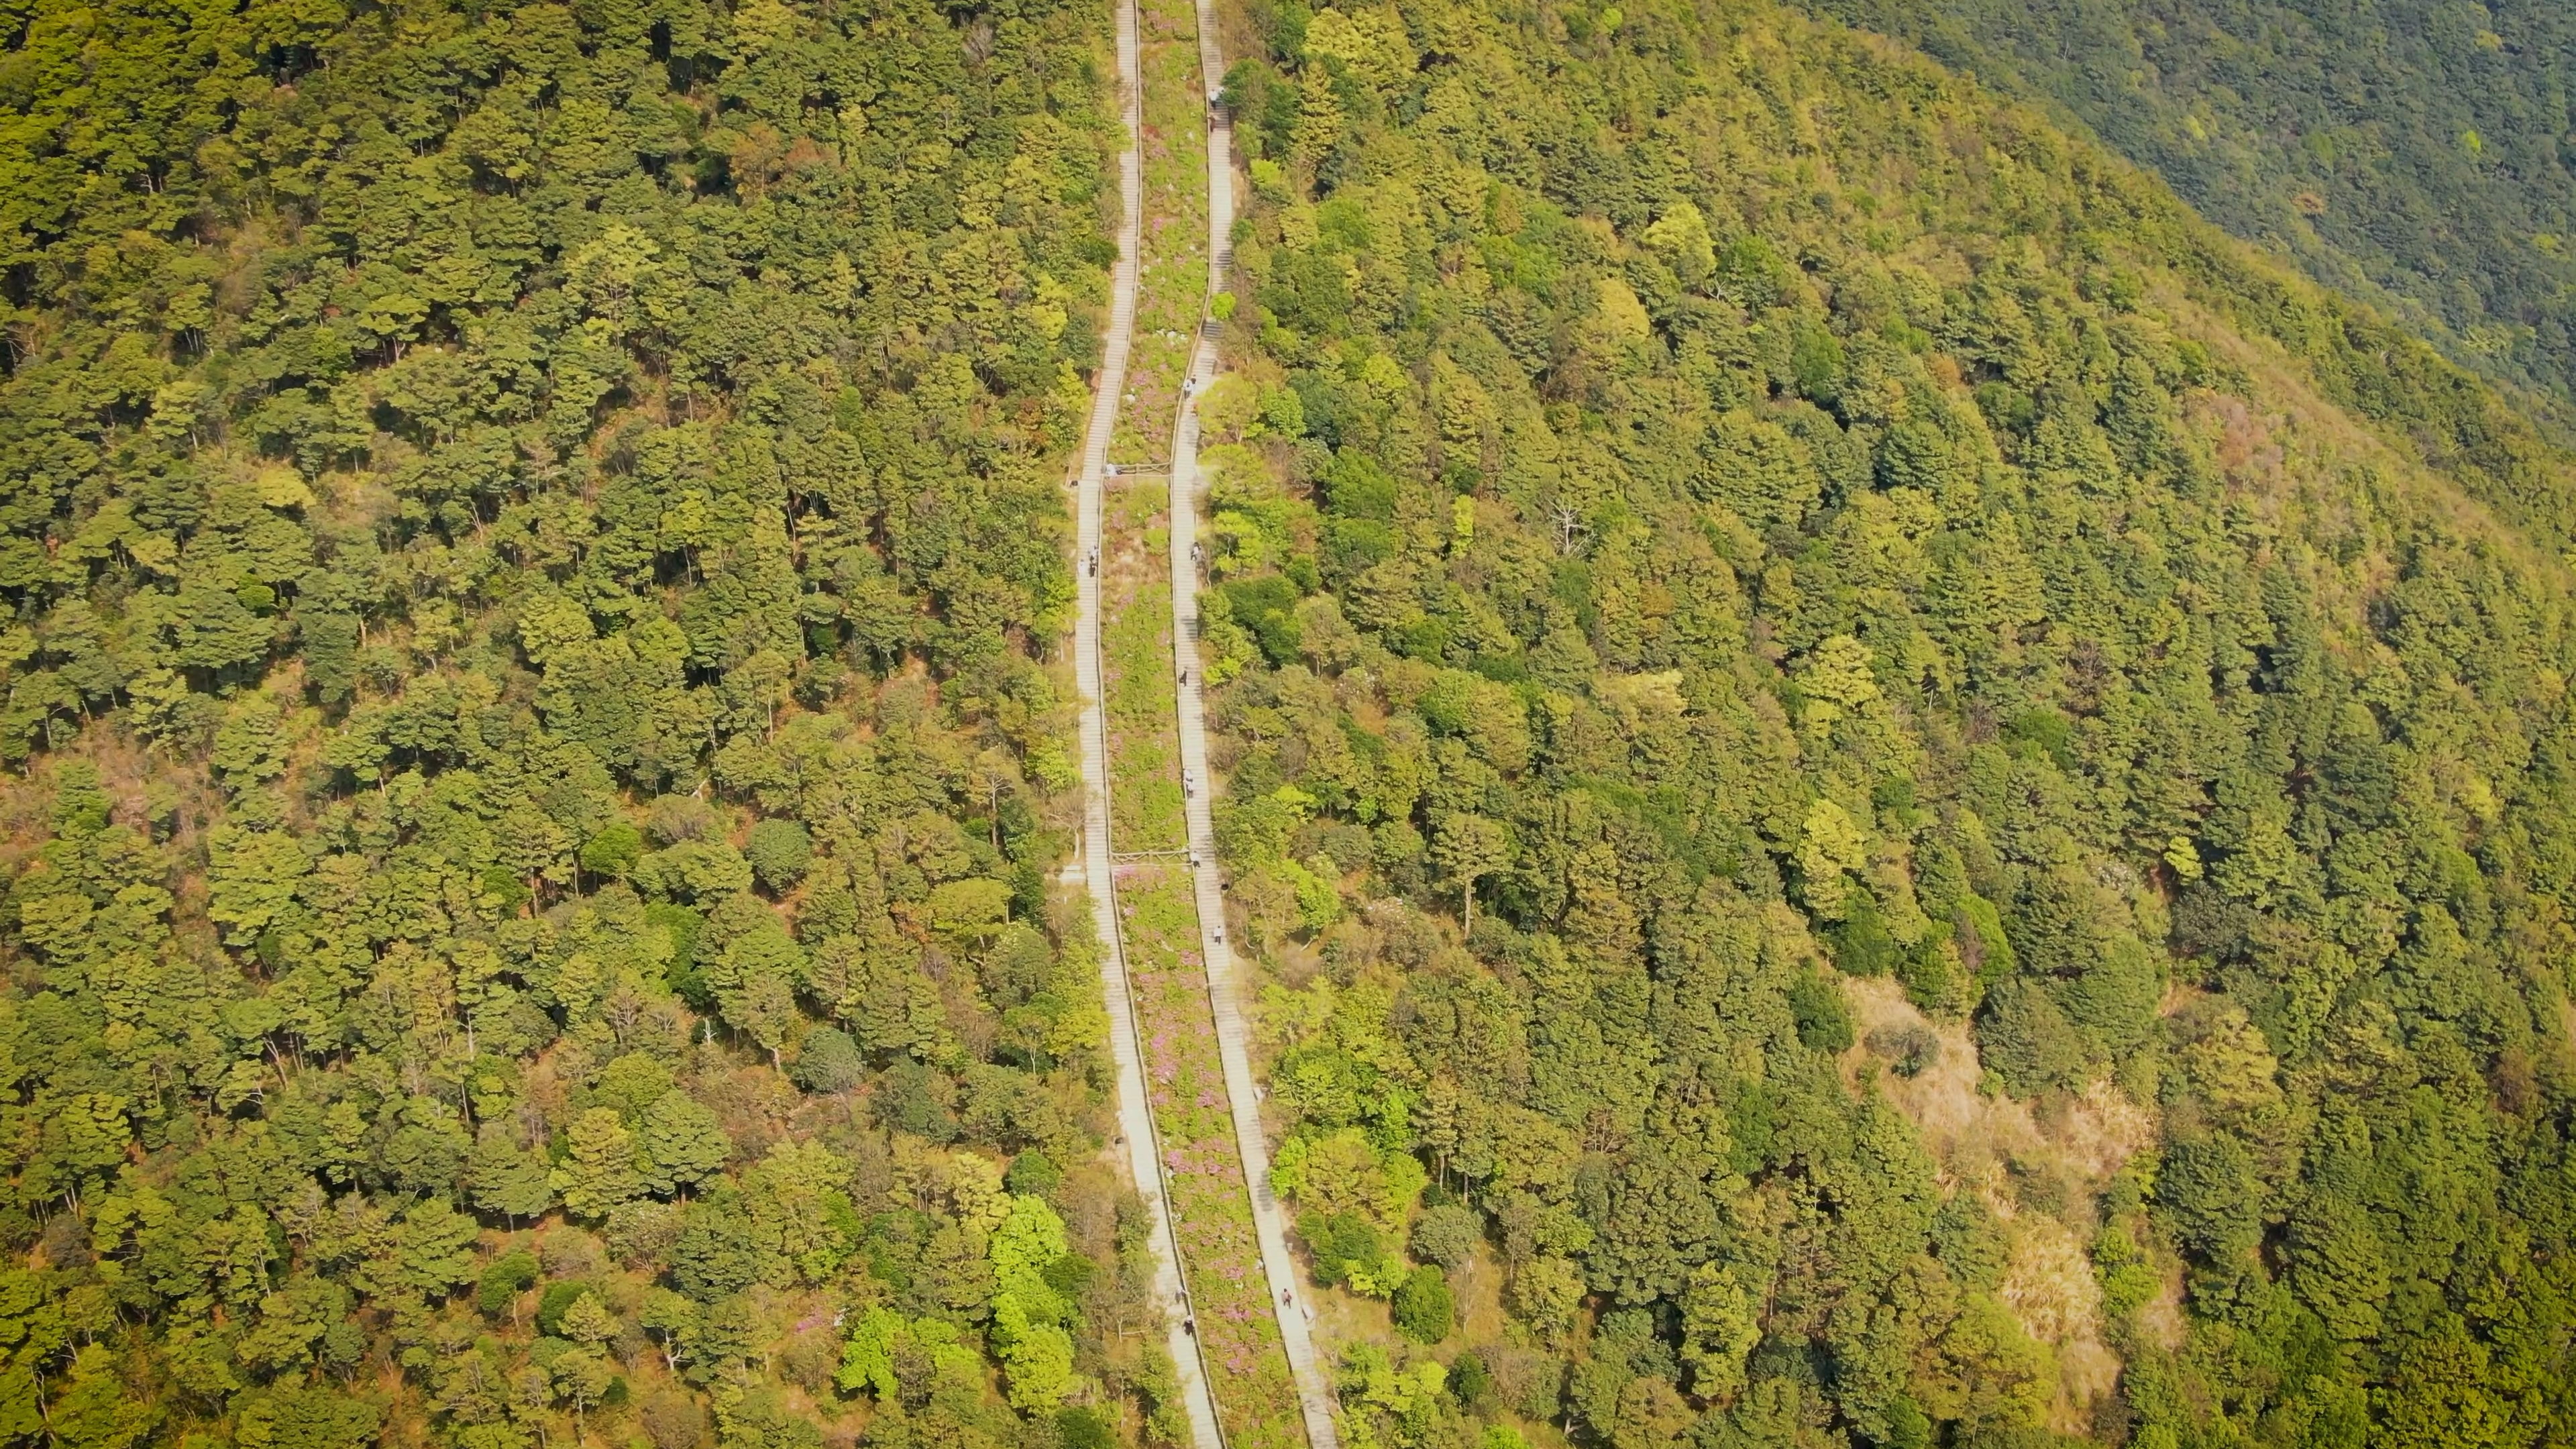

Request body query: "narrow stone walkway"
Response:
[1072, 2, 1227, 1446]
[1163, 9, 1345, 1445]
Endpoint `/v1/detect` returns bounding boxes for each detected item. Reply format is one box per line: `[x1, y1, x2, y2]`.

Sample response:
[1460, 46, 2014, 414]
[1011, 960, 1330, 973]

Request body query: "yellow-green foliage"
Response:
[1213, 0, 2576, 1444]
[0, 0, 1130, 1443]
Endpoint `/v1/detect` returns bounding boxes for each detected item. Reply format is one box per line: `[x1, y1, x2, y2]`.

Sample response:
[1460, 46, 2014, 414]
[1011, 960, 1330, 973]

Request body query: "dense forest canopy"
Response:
[5, 0, 2576, 1446]
[1800, 0, 2576, 408]
[0, 1, 1172, 1448]
[1203, 0, 2576, 1444]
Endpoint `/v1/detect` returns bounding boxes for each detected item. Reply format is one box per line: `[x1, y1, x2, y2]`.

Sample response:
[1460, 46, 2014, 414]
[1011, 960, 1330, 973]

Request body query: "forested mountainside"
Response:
[1799, 0, 2576, 408]
[1205, 0, 2576, 1444]
[0, 1, 1164, 1449]
[7, 0, 2576, 1443]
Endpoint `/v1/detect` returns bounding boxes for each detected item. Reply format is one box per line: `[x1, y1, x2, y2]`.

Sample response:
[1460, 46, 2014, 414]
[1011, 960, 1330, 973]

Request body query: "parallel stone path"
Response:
[1071, 0, 1226, 1445]
[1162, 6, 1345, 1445]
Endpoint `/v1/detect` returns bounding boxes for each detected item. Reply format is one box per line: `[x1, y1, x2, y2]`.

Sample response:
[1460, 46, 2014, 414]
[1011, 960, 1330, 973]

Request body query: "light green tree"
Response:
[560, 1292, 620, 1348]
[989, 1295, 1079, 1413]
[1680, 1263, 1762, 1402]
[639, 1092, 731, 1197]
[551, 1109, 643, 1221]
[1430, 813, 1509, 936]
[835, 1307, 906, 1402]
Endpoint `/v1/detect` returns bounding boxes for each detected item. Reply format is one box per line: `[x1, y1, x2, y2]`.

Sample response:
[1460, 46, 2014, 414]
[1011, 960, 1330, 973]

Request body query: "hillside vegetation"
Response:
[1201, 0, 2576, 1443]
[0, 0, 1180, 1448]
[1803, 0, 2576, 407]
[5, 0, 2576, 1445]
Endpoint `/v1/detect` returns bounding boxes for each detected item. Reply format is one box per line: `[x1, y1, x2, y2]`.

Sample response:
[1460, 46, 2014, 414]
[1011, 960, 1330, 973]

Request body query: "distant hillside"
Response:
[1806, 0, 2576, 408]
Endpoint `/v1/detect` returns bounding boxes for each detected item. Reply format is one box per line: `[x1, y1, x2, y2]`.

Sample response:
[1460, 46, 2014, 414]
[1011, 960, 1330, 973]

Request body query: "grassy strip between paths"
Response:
[1114, 0, 1211, 463]
[1104, 480, 1185, 852]
[1121, 865, 1307, 1449]
[1099, 465, 1305, 1449]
